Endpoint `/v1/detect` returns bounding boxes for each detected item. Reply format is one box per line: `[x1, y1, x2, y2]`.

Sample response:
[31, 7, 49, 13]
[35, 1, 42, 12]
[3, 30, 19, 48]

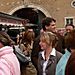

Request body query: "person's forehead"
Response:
[66, 25, 74, 29]
[50, 21, 56, 25]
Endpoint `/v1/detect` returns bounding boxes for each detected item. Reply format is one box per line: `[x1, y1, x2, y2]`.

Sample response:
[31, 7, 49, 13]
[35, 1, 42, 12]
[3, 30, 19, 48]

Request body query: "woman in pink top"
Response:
[0, 31, 20, 75]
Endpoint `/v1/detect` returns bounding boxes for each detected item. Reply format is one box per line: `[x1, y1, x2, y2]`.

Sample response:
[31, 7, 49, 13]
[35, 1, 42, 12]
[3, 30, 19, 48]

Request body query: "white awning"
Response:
[0, 22, 23, 27]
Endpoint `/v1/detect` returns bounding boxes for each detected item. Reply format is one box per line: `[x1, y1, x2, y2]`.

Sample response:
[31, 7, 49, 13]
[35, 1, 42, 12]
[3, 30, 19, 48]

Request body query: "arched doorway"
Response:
[12, 8, 46, 25]
[12, 7, 46, 36]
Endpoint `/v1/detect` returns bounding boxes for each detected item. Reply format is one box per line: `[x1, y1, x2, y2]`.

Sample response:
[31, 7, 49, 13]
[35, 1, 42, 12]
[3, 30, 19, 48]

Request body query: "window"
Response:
[65, 17, 74, 25]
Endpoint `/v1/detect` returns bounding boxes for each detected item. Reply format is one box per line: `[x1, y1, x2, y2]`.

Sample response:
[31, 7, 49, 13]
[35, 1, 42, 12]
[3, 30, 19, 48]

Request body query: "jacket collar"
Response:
[41, 48, 56, 60]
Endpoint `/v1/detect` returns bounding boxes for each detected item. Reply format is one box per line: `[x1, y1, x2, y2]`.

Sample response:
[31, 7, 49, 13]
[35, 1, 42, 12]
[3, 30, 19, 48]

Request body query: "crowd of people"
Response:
[0, 17, 75, 75]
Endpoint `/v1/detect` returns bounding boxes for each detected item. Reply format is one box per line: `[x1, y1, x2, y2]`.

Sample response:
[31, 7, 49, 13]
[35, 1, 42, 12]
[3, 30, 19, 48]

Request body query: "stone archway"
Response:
[8, 4, 51, 27]
[8, 4, 51, 17]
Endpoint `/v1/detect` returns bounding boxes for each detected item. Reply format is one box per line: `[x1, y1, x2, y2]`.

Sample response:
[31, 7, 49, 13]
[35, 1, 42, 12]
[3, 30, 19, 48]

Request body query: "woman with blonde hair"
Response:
[38, 32, 62, 75]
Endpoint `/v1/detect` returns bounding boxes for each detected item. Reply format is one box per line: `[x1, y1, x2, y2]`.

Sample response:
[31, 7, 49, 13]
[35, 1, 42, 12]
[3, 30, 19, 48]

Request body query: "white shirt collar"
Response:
[50, 48, 56, 56]
[41, 48, 56, 60]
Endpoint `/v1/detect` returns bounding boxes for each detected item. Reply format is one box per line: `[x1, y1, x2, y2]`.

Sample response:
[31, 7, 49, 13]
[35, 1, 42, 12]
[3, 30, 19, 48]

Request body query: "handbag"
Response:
[13, 45, 30, 64]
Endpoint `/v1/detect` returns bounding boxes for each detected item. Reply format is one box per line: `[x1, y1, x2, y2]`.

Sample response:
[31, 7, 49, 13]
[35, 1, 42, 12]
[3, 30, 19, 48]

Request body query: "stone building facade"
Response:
[0, 0, 75, 28]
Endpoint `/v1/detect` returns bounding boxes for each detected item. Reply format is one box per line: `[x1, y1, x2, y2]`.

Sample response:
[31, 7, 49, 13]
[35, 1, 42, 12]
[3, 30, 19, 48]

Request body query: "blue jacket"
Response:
[55, 50, 71, 75]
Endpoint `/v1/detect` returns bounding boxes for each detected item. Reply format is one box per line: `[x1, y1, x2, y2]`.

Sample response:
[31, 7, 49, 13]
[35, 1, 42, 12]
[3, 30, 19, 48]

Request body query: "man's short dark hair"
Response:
[65, 24, 74, 28]
[41, 17, 56, 31]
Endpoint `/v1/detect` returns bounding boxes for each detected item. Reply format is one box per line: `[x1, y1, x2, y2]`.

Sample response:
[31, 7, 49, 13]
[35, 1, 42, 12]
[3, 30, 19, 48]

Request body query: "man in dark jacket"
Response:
[31, 17, 64, 74]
